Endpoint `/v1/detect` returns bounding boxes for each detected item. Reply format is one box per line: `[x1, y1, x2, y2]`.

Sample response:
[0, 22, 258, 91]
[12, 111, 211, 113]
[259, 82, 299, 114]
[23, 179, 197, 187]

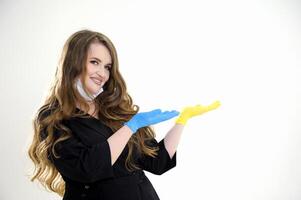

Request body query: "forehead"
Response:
[87, 42, 112, 63]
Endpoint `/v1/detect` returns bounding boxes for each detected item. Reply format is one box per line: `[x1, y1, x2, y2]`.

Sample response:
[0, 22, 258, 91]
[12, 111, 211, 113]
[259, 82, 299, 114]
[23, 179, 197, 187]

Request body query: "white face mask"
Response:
[75, 78, 103, 102]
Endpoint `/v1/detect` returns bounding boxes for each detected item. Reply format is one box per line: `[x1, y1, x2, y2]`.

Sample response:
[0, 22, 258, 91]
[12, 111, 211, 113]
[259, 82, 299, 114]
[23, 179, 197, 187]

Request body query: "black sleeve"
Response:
[138, 138, 177, 175]
[48, 129, 114, 183]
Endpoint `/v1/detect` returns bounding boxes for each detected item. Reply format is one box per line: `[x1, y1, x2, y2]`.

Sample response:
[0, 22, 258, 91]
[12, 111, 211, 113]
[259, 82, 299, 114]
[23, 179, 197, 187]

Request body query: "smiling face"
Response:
[82, 42, 112, 97]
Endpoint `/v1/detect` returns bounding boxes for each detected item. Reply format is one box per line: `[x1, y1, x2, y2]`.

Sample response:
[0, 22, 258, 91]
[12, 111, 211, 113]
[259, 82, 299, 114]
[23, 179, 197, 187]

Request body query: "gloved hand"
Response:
[175, 100, 221, 125]
[124, 109, 180, 134]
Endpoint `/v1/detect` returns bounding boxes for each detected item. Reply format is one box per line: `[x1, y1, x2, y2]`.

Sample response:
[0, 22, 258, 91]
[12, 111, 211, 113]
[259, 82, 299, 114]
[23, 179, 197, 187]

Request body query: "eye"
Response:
[91, 60, 99, 65]
[105, 65, 112, 70]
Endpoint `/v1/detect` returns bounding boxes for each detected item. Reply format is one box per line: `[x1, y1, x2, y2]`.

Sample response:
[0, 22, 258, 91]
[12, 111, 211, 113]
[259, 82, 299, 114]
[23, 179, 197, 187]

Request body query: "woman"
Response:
[28, 29, 220, 200]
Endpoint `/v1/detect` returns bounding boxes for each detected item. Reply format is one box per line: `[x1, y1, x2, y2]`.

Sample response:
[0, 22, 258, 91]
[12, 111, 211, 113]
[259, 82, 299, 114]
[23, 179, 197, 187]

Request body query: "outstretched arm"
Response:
[164, 101, 221, 159]
[163, 123, 185, 159]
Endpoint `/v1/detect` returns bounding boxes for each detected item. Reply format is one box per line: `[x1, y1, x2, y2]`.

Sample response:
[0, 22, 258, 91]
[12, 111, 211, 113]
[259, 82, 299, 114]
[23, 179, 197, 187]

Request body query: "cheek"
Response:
[105, 71, 110, 80]
[85, 77, 94, 88]
[86, 64, 94, 74]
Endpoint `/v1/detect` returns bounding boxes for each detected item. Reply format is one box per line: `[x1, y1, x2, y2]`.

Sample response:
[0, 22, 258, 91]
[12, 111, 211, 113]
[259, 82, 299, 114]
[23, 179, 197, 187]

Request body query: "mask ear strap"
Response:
[93, 87, 103, 98]
[75, 78, 104, 102]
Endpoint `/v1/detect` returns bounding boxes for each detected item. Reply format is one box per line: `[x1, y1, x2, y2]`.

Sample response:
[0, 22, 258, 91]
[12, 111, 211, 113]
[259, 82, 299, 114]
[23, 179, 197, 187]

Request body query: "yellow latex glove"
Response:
[175, 100, 221, 125]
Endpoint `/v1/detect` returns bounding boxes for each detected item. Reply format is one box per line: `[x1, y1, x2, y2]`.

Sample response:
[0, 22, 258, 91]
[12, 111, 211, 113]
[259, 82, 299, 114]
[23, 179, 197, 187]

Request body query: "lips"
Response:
[91, 77, 102, 85]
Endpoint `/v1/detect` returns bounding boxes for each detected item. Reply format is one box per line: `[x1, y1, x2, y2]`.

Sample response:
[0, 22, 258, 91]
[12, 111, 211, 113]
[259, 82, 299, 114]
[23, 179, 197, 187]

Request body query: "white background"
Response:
[0, 0, 300, 199]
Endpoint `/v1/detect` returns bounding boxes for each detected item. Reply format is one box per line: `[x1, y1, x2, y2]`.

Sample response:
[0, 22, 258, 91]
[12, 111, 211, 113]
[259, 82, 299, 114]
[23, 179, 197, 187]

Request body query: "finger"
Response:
[148, 109, 162, 115]
[191, 105, 206, 115]
[206, 101, 221, 111]
[162, 110, 180, 116]
[168, 110, 180, 116]
[158, 111, 180, 121]
[144, 109, 162, 118]
[170, 110, 180, 115]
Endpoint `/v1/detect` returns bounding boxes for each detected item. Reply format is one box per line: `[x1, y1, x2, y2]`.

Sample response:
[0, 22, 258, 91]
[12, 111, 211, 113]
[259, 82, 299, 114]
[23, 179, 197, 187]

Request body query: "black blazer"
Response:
[43, 108, 177, 200]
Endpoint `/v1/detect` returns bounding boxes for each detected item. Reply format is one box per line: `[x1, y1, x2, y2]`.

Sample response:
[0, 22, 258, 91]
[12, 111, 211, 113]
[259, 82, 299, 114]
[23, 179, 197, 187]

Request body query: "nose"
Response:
[96, 65, 107, 77]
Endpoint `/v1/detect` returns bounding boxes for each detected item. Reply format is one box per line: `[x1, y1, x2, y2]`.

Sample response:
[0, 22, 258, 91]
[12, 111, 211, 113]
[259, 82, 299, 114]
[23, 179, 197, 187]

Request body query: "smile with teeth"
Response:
[91, 78, 102, 85]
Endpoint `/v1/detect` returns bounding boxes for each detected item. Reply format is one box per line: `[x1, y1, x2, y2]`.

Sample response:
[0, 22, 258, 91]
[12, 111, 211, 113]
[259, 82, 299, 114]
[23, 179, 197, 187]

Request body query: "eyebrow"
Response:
[90, 57, 112, 65]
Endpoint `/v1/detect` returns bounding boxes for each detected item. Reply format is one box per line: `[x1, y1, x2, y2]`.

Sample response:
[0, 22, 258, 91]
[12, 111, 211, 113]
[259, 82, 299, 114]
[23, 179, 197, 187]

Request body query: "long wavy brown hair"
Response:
[28, 29, 159, 197]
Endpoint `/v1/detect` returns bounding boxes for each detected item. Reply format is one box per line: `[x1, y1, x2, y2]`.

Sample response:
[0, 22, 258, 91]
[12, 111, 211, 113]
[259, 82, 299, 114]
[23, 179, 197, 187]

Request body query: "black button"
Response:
[84, 185, 90, 189]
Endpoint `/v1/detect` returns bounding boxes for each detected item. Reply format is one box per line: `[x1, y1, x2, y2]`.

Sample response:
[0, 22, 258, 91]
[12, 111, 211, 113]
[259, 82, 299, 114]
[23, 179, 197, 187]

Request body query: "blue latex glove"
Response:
[124, 109, 180, 134]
